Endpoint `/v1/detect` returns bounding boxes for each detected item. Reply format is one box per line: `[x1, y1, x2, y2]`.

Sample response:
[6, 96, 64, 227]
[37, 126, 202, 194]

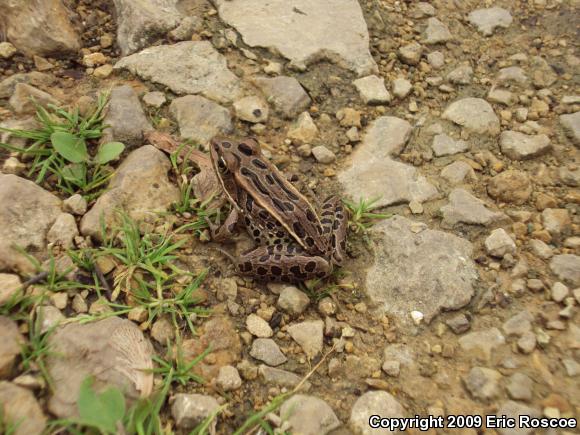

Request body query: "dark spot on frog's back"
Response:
[292, 222, 305, 237]
[305, 261, 316, 272]
[271, 265, 282, 275]
[252, 159, 268, 169]
[238, 142, 254, 156]
[222, 141, 232, 148]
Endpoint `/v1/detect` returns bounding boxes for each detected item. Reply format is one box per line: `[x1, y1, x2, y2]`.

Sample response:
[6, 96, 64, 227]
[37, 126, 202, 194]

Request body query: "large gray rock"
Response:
[46, 317, 153, 418]
[214, 0, 377, 76]
[499, 131, 552, 160]
[443, 98, 500, 135]
[366, 216, 477, 324]
[550, 255, 580, 287]
[560, 111, 580, 146]
[432, 133, 469, 156]
[102, 85, 152, 147]
[253, 76, 311, 119]
[280, 395, 341, 435]
[80, 145, 180, 240]
[0, 174, 62, 252]
[468, 8, 513, 36]
[169, 95, 233, 146]
[114, 41, 242, 103]
[339, 116, 437, 208]
[0, 382, 46, 435]
[0, 0, 80, 57]
[112, 0, 182, 56]
[440, 189, 508, 228]
[250, 338, 287, 366]
[350, 391, 405, 434]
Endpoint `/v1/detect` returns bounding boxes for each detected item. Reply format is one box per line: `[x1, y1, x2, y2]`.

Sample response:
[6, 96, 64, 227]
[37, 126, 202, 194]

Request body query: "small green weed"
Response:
[0, 93, 124, 200]
[233, 393, 290, 435]
[151, 335, 210, 387]
[343, 197, 391, 234]
[98, 213, 186, 300]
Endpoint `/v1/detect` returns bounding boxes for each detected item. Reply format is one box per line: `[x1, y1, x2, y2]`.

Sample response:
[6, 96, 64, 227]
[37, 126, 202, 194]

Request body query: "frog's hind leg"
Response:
[319, 195, 349, 266]
[236, 244, 330, 283]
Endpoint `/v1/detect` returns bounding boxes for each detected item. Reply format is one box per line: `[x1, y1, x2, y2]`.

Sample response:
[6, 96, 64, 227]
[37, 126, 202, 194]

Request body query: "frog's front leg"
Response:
[208, 208, 239, 242]
[236, 245, 331, 282]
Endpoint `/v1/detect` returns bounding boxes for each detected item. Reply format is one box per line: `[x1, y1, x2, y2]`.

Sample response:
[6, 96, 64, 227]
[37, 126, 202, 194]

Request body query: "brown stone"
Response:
[487, 170, 532, 205]
[535, 193, 558, 211]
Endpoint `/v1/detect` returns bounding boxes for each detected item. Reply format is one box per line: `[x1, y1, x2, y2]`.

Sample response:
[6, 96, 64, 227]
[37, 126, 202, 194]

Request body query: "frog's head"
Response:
[210, 138, 261, 176]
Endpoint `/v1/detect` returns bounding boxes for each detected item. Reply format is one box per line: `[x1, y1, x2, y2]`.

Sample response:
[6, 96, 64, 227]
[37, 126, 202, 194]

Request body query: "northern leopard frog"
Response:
[209, 138, 348, 283]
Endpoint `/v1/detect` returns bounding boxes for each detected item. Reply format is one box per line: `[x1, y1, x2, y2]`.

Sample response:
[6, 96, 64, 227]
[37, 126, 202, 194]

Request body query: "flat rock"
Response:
[0, 174, 62, 253]
[464, 367, 502, 401]
[214, 0, 377, 76]
[280, 395, 341, 435]
[80, 145, 180, 240]
[443, 98, 500, 135]
[487, 170, 532, 205]
[287, 320, 324, 359]
[459, 328, 505, 361]
[560, 111, 580, 146]
[216, 365, 242, 391]
[0, 273, 22, 306]
[507, 373, 533, 401]
[432, 133, 469, 156]
[447, 64, 473, 85]
[367, 216, 477, 324]
[468, 8, 513, 36]
[169, 95, 232, 146]
[497, 66, 529, 85]
[440, 161, 476, 184]
[253, 76, 311, 119]
[246, 313, 273, 338]
[550, 254, 580, 287]
[496, 401, 541, 435]
[47, 213, 79, 248]
[441, 189, 508, 228]
[171, 393, 219, 430]
[499, 131, 552, 160]
[46, 316, 153, 418]
[0, 317, 25, 379]
[398, 42, 423, 66]
[542, 208, 571, 238]
[101, 85, 152, 147]
[233, 95, 269, 123]
[392, 78, 412, 99]
[0, 71, 55, 99]
[0, 381, 46, 435]
[485, 228, 516, 258]
[339, 117, 437, 208]
[114, 41, 241, 103]
[9, 83, 59, 114]
[258, 365, 309, 390]
[0, 0, 80, 57]
[502, 311, 533, 337]
[424, 17, 453, 44]
[350, 391, 405, 434]
[277, 286, 310, 315]
[250, 338, 287, 366]
[287, 112, 318, 144]
[353, 75, 391, 105]
[112, 0, 182, 56]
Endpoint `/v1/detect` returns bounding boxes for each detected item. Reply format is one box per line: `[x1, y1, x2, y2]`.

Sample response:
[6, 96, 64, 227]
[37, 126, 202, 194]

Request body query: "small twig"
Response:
[20, 271, 49, 289]
[87, 253, 112, 299]
[292, 342, 337, 394]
